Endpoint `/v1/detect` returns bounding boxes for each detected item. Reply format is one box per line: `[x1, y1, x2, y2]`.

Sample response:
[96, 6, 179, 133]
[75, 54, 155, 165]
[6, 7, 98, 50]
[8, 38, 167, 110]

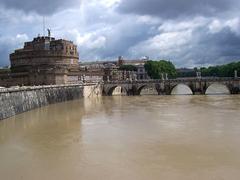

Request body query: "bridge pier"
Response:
[230, 87, 240, 94]
[192, 91, 205, 95]
[127, 86, 139, 96]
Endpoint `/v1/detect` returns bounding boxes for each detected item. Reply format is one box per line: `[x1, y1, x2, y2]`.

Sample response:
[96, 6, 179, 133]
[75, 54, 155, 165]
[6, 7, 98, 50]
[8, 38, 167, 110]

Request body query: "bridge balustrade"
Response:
[103, 77, 240, 96]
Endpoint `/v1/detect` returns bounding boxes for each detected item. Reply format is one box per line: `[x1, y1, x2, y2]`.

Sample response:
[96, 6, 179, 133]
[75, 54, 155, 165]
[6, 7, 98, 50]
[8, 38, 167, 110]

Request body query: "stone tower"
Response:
[9, 36, 80, 85]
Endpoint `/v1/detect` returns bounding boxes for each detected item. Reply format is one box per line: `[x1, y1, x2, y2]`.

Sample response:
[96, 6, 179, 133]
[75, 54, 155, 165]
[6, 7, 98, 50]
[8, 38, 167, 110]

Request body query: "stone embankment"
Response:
[0, 83, 102, 120]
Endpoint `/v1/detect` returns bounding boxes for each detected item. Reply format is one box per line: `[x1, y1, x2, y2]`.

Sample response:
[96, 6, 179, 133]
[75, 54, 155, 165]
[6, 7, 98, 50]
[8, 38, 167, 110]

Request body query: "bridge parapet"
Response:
[103, 77, 240, 96]
[104, 77, 237, 84]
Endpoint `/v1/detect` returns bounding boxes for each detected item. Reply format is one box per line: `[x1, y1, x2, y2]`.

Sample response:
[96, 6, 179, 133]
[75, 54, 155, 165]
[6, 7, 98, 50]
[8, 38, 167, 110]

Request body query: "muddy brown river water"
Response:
[0, 94, 240, 180]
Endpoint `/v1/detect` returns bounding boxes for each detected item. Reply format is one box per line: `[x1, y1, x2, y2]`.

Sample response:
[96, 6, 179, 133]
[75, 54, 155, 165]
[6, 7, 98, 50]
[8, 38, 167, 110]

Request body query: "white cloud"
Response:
[0, 34, 29, 46]
[158, 17, 207, 32]
[208, 18, 240, 35]
[129, 30, 193, 60]
[225, 18, 240, 35]
[99, 0, 121, 7]
[70, 29, 106, 49]
[209, 19, 223, 33]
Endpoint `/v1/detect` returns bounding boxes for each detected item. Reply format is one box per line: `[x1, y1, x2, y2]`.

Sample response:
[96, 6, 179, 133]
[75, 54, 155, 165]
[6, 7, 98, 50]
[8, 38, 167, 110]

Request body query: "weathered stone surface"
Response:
[0, 85, 84, 120]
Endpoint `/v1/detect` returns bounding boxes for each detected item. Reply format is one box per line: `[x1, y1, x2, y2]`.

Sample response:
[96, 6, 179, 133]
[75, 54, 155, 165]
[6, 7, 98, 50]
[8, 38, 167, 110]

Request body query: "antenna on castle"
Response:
[43, 16, 46, 37]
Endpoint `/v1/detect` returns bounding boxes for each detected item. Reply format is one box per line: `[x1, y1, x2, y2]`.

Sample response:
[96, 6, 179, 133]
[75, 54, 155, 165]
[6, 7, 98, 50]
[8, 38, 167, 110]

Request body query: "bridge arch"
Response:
[205, 83, 230, 95]
[138, 85, 158, 95]
[171, 83, 193, 95]
[104, 85, 128, 96]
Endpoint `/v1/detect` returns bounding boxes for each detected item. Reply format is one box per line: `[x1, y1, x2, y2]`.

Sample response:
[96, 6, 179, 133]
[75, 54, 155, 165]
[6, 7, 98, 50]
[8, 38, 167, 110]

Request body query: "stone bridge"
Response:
[102, 77, 240, 96]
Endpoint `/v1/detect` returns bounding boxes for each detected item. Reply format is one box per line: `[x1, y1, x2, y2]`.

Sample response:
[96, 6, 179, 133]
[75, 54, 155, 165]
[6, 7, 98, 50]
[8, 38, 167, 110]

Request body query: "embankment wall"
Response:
[0, 83, 102, 120]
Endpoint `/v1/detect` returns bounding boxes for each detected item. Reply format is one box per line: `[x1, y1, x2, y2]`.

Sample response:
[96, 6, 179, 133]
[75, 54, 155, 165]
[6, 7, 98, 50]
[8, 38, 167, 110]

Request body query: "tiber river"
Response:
[0, 84, 240, 180]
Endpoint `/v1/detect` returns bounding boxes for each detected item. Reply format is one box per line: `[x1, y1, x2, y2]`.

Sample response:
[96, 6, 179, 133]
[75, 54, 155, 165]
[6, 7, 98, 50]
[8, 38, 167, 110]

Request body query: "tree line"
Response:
[143, 60, 240, 79]
[199, 62, 240, 77]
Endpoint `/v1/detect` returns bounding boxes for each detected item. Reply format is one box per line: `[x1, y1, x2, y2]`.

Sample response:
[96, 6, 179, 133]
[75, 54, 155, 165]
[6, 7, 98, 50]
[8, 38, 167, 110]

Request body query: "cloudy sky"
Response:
[0, 0, 240, 67]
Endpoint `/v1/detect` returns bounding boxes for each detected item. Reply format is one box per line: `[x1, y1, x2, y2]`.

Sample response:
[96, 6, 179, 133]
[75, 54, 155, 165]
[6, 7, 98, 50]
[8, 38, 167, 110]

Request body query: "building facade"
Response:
[0, 36, 81, 87]
[117, 56, 149, 80]
[0, 38, 152, 87]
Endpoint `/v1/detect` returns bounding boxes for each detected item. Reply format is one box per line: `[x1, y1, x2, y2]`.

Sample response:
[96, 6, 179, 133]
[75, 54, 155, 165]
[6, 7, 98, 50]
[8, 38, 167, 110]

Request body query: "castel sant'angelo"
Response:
[0, 31, 82, 87]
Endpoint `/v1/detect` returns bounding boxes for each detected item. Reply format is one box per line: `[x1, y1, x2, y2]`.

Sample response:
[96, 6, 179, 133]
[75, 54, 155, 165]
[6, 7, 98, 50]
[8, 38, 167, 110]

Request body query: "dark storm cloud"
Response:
[78, 17, 159, 60]
[178, 28, 240, 66]
[128, 17, 240, 67]
[0, 48, 9, 66]
[0, 0, 81, 15]
[190, 27, 240, 66]
[118, 0, 239, 19]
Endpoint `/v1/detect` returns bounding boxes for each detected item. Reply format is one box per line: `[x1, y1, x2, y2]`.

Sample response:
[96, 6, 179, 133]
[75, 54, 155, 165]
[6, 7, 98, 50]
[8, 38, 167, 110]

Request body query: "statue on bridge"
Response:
[196, 71, 201, 79]
[235, 70, 238, 79]
[161, 73, 168, 80]
[165, 73, 168, 80]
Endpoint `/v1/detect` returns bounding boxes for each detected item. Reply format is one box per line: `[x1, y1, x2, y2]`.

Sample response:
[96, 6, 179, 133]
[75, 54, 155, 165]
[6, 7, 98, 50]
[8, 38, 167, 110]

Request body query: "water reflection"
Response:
[205, 83, 230, 95]
[112, 86, 127, 96]
[140, 86, 158, 95]
[171, 84, 193, 95]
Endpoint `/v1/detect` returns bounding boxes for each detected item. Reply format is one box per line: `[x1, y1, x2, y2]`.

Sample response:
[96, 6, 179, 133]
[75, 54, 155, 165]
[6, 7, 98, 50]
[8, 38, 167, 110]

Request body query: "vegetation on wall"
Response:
[144, 60, 177, 79]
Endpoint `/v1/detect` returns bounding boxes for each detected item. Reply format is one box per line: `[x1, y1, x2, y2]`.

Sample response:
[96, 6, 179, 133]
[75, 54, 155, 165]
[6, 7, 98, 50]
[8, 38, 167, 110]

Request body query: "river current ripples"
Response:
[0, 94, 240, 180]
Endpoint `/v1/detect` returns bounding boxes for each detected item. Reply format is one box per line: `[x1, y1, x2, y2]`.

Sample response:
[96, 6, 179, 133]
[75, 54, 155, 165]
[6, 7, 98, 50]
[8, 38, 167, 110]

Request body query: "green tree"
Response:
[144, 60, 177, 79]
[199, 61, 240, 77]
[119, 65, 137, 71]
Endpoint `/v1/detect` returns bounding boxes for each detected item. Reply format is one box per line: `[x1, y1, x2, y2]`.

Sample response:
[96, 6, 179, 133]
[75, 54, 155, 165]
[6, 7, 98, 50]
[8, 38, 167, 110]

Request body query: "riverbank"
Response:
[0, 83, 102, 120]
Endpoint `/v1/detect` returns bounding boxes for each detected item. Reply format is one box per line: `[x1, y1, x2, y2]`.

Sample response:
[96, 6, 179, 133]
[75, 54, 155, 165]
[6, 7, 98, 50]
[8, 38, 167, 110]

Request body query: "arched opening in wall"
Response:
[139, 86, 158, 95]
[110, 86, 127, 96]
[205, 83, 230, 95]
[171, 84, 193, 95]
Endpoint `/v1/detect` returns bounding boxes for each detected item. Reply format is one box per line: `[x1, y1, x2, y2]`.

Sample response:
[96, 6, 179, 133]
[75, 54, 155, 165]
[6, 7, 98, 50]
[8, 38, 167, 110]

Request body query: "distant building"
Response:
[0, 38, 154, 87]
[136, 65, 149, 80]
[0, 35, 81, 87]
[117, 56, 149, 80]
[117, 56, 148, 66]
[79, 61, 117, 82]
